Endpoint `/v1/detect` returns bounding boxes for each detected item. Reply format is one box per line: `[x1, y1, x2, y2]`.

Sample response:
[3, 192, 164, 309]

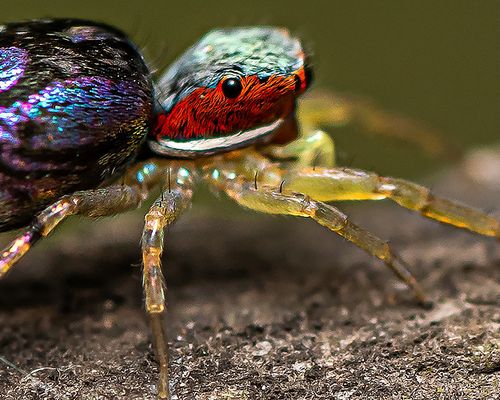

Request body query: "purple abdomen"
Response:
[0, 19, 154, 231]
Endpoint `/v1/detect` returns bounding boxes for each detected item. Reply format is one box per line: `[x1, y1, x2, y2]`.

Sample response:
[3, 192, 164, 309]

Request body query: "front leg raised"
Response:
[264, 129, 336, 167]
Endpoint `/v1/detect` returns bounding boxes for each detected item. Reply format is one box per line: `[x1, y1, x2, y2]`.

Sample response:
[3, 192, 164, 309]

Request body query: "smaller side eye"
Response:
[221, 77, 243, 98]
[294, 75, 302, 92]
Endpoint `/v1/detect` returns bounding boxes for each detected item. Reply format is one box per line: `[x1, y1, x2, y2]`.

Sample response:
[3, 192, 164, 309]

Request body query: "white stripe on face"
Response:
[148, 118, 283, 158]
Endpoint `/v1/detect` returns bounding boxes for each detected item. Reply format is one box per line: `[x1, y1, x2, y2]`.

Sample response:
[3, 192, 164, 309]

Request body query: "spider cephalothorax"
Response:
[1, 20, 498, 400]
[151, 27, 312, 157]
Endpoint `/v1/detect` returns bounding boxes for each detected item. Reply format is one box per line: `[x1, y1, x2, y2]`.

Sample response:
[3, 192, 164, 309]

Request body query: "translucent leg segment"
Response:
[150, 313, 170, 399]
[266, 166, 500, 239]
[0, 159, 171, 278]
[298, 90, 461, 159]
[141, 169, 194, 399]
[207, 151, 499, 239]
[0, 160, 194, 398]
[264, 129, 336, 167]
[0, 185, 144, 278]
[208, 175, 429, 304]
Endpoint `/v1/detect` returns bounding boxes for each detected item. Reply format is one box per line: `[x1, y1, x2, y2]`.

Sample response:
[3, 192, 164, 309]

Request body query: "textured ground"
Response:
[0, 150, 499, 400]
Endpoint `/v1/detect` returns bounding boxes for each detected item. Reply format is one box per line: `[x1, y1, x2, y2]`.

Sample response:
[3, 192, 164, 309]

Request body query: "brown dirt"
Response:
[0, 154, 499, 400]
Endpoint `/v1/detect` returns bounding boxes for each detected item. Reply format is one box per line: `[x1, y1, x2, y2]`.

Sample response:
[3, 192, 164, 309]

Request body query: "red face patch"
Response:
[153, 67, 308, 142]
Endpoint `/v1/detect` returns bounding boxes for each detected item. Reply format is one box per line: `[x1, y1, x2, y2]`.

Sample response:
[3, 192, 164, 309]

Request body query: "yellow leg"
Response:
[208, 151, 498, 238]
[298, 90, 461, 159]
[263, 165, 500, 239]
[141, 169, 194, 399]
[263, 129, 336, 167]
[208, 173, 429, 305]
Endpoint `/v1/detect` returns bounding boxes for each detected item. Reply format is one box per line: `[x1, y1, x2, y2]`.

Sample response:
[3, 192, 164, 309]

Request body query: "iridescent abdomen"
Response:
[0, 19, 153, 230]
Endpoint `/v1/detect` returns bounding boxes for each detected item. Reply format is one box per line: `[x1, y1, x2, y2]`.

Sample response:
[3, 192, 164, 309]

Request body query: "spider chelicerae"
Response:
[0, 20, 498, 398]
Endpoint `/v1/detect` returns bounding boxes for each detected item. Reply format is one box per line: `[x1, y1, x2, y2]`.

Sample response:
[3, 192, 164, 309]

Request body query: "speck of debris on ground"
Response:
[0, 149, 499, 400]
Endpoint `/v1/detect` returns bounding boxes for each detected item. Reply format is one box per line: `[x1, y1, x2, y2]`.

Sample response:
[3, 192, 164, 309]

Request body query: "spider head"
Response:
[150, 27, 312, 157]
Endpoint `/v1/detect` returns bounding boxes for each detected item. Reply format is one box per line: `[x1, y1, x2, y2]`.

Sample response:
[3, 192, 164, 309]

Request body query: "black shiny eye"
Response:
[221, 78, 242, 98]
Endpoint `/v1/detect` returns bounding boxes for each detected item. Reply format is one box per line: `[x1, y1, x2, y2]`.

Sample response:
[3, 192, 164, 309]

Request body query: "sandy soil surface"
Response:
[0, 151, 499, 400]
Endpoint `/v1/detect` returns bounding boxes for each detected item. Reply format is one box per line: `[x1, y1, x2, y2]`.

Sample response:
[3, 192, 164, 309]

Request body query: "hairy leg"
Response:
[216, 152, 499, 239]
[0, 159, 172, 278]
[207, 172, 428, 305]
[0, 160, 195, 398]
[141, 167, 194, 399]
[0, 185, 144, 278]
[261, 165, 500, 239]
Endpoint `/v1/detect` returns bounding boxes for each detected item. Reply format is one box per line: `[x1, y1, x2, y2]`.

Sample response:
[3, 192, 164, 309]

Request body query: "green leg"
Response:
[263, 129, 336, 167]
[209, 151, 498, 238]
[208, 171, 429, 305]
[271, 166, 500, 238]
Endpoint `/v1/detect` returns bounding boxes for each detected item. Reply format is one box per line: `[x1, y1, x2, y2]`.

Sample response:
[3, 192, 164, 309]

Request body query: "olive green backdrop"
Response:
[3, 0, 499, 177]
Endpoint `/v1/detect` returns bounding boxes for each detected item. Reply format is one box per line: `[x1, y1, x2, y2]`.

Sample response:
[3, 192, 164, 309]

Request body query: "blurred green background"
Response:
[3, 0, 499, 177]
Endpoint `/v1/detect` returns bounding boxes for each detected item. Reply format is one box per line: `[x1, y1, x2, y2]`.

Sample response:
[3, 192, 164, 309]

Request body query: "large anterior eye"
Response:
[221, 77, 242, 98]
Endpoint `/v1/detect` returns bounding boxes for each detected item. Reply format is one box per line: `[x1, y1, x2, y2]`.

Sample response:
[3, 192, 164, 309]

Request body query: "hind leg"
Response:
[0, 159, 175, 278]
[0, 185, 144, 277]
